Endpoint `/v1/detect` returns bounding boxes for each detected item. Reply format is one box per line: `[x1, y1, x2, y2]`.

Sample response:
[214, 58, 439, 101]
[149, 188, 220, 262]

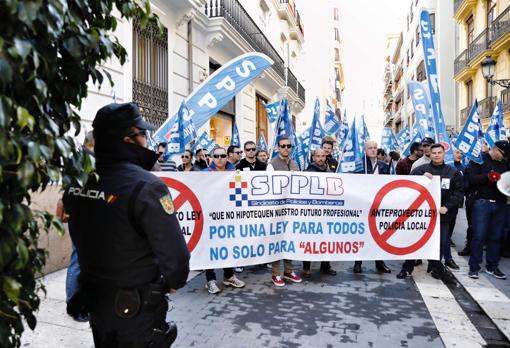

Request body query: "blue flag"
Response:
[420, 9, 454, 164]
[154, 53, 273, 141]
[231, 122, 241, 147]
[294, 130, 310, 170]
[257, 133, 268, 151]
[454, 100, 483, 164]
[309, 98, 325, 158]
[263, 100, 281, 123]
[161, 101, 196, 154]
[485, 100, 506, 148]
[403, 126, 423, 157]
[397, 126, 411, 150]
[338, 118, 364, 173]
[147, 135, 157, 152]
[271, 98, 296, 159]
[338, 111, 350, 149]
[192, 131, 217, 154]
[408, 81, 434, 139]
[381, 127, 399, 154]
[356, 115, 369, 160]
[324, 100, 341, 135]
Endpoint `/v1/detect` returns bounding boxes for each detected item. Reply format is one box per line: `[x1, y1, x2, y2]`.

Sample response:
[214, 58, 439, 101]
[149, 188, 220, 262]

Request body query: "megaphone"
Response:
[497, 171, 510, 197]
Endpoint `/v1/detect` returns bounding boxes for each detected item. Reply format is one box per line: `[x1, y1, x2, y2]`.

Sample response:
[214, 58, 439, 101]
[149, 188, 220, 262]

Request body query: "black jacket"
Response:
[306, 163, 331, 173]
[365, 157, 390, 175]
[236, 158, 267, 171]
[64, 142, 190, 290]
[325, 156, 338, 172]
[411, 162, 464, 221]
[465, 152, 509, 203]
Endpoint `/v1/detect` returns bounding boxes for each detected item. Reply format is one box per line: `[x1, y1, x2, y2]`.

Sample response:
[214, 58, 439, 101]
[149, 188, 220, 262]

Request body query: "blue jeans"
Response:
[66, 244, 80, 303]
[469, 200, 507, 272]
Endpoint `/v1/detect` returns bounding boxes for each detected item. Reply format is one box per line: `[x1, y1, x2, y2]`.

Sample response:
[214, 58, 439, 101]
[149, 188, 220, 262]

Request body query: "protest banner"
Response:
[156, 171, 440, 270]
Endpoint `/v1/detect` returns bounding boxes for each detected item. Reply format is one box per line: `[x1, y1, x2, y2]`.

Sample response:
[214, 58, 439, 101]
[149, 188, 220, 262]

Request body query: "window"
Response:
[416, 60, 426, 82]
[334, 27, 340, 42]
[416, 26, 420, 47]
[132, 17, 168, 129]
[466, 80, 474, 107]
[210, 60, 236, 147]
[467, 16, 475, 45]
[407, 15, 409, 31]
[334, 7, 339, 21]
[410, 40, 414, 59]
[410, 5, 414, 23]
[256, 95, 268, 142]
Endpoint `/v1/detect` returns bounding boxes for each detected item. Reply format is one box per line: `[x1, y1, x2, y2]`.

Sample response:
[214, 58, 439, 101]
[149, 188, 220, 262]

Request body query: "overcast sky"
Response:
[338, 0, 408, 142]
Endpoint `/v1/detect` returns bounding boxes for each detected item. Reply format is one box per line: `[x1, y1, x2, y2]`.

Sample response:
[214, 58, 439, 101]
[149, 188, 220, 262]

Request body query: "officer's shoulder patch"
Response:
[159, 194, 174, 215]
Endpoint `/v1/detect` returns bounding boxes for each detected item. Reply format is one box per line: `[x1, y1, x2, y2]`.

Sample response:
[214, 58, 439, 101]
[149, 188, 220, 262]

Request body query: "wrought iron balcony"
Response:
[478, 96, 497, 119]
[454, 0, 464, 16]
[298, 81, 305, 104]
[491, 6, 510, 44]
[501, 88, 510, 113]
[454, 49, 467, 76]
[459, 106, 470, 126]
[203, 0, 305, 98]
[454, 29, 489, 76]
[384, 112, 394, 126]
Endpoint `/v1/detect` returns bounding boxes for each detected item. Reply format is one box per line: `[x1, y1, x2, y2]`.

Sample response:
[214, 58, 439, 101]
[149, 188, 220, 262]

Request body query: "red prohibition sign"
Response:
[160, 177, 203, 253]
[368, 180, 438, 255]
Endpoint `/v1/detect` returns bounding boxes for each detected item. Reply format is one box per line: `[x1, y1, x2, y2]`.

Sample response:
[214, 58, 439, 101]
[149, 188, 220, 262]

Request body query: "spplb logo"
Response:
[229, 175, 248, 207]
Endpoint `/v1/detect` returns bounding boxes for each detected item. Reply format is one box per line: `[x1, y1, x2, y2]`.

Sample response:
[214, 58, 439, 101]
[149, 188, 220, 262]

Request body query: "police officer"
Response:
[64, 102, 190, 347]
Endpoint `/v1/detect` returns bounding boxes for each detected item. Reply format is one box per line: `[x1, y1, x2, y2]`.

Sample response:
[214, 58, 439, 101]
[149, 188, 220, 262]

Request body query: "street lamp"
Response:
[481, 56, 510, 88]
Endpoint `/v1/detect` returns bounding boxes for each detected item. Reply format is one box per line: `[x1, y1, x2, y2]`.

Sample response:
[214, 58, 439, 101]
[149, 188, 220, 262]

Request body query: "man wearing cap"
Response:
[410, 137, 435, 172]
[466, 140, 510, 279]
[64, 102, 190, 347]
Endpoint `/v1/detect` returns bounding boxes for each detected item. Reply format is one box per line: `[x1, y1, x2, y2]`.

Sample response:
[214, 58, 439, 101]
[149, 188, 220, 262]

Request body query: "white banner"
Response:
[155, 172, 440, 270]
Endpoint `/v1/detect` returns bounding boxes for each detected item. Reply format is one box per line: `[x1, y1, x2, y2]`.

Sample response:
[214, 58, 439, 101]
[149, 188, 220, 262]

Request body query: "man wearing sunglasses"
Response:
[266, 136, 302, 286]
[202, 147, 245, 293]
[64, 102, 190, 347]
[155, 142, 177, 172]
[236, 141, 267, 171]
[227, 145, 243, 166]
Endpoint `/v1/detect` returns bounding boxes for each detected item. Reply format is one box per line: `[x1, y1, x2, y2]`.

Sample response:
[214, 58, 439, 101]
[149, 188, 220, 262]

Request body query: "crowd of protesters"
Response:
[134, 135, 510, 294]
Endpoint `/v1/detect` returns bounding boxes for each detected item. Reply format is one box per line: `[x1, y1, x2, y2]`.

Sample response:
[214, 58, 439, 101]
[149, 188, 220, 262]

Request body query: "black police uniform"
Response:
[64, 103, 190, 348]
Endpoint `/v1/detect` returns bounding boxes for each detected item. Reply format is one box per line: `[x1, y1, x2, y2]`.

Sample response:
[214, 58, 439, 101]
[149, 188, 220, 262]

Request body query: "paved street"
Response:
[22, 209, 510, 347]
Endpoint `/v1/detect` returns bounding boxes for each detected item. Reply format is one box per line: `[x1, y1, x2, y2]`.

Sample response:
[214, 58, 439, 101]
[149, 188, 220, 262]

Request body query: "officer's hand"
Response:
[424, 172, 433, 179]
[439, 206, 448, 214]
[167, 288, 177, 294]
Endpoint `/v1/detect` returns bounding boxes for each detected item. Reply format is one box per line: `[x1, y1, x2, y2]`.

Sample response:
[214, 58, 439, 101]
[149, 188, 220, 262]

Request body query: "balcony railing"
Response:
[502, 88, 510, 113]
[479, 96, 497, 119]
[460, 106, 470, 126]
[286, 68, 298, 95]
[384, 112, 393, 126]
[204, 0, 305, 99]
[455, 6, 510, 75]
[279, 0, 305, 37]
[297, 81, 305, 104]
[492, 6, 510, 44]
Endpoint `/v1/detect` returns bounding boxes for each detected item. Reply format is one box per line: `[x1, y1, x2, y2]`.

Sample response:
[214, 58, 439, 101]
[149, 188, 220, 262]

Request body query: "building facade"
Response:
[78, 0, 307, 148]
[454, 0, 510, 130]
[383, 0, 455, 133]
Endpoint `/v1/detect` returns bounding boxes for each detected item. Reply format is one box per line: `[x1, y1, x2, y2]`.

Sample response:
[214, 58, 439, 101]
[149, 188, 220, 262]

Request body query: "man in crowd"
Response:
[267, 136, 303, 286]
[467, 140, 510, 279]
[377, 148, 386, 162]
[321, 136, 339, 172]
[227, 145, 242, 166]
[236, 141, 267, 171]
[194, 148, 209, 170]
[449, 148, 466, 247]
[64, 102, 190, 347]
[396, 142, 422, 175]
[397, 144, 464, 281]
[411, 137, 434, 172]
[256, 149, 269, 164]
[202, 146, 246, 293]
[302, 148, 337, 278]
[353, 140, 391, 274]
[156, 142, 177, 171]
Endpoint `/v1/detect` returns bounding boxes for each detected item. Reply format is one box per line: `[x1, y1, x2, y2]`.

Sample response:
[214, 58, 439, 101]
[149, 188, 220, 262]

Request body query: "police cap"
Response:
[93, 102, 156, 131]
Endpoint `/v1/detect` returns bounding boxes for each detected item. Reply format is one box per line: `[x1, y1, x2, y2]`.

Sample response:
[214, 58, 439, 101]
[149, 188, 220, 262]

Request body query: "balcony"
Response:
[459, 106, 470, 126]
[297, 81, 305, 104]
[479, 96, 497, 119]
[384, 112, 394, 126]
[275, 0, 304, 43]
[384, 97, 394, 112]
[502, 88, 510, 113]
[203, 0, 304, 98]
[491, 6, 510, 49]
[454, 29, 490, 78]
